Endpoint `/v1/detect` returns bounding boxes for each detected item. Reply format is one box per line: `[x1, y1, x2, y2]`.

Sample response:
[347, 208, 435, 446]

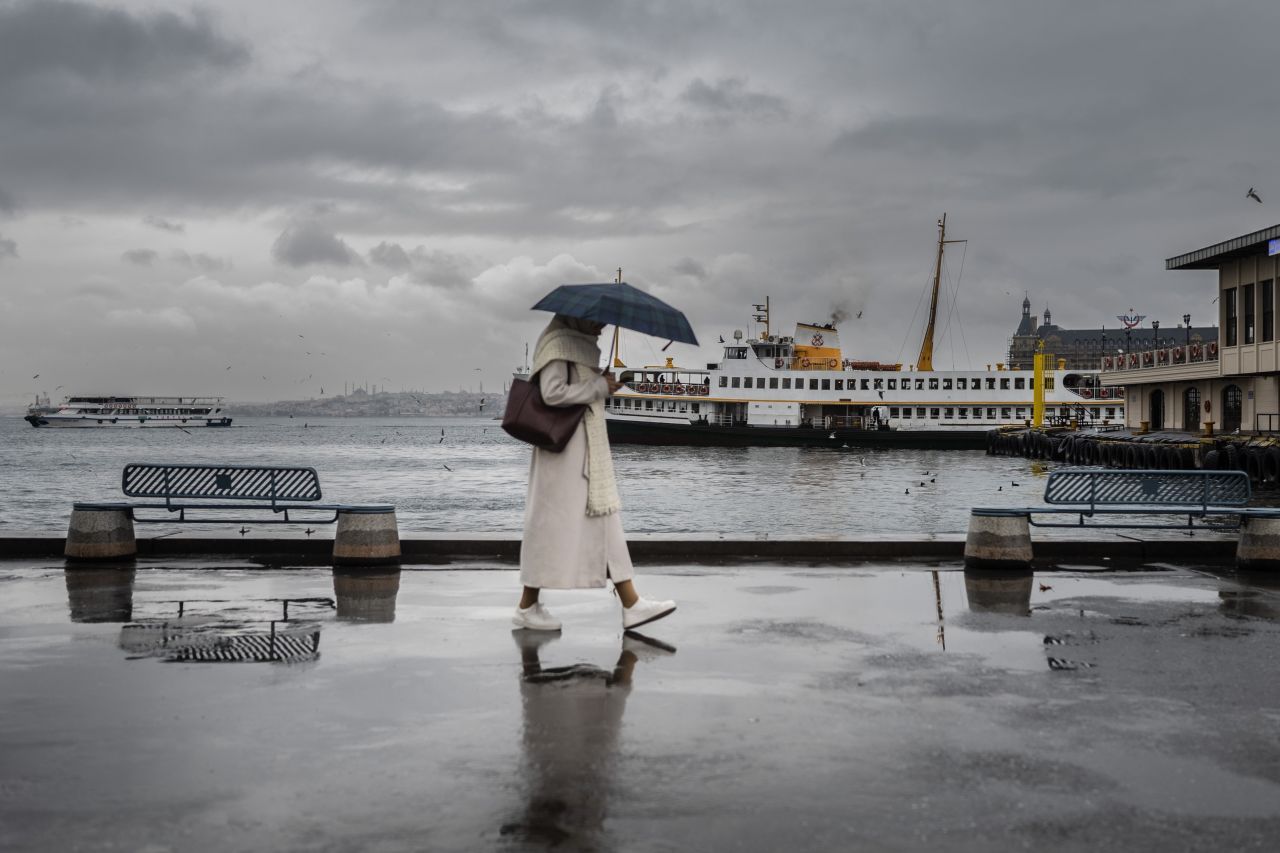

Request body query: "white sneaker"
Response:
[623, 597, 676, 630]
[512, 602, 562, 631]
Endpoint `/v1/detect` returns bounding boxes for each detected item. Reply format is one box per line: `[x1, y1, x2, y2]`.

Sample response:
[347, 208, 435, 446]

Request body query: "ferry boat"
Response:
[604, 216, 1124, 448]
[24, 396, 233, 428]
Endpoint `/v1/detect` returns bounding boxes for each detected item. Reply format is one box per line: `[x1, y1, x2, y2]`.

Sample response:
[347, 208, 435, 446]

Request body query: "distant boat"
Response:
[25, 395, 233, 428]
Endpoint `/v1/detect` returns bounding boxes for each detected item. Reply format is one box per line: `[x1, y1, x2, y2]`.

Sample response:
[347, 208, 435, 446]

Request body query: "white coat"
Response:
[519, 361, 635, 589]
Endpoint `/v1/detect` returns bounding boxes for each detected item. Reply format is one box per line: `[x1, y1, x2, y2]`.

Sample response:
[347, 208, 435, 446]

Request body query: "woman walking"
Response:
[514, 314, 676, 632]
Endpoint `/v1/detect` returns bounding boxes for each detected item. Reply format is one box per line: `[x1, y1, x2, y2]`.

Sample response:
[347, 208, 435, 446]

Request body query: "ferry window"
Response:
[782, 378, 792, 389]
[986, 408, 996, 419]
[944, 407, 954, 419]
[942, 379, 952, 390]
[834, 380, 843, 390]
[889, 407, 900, 418]
[986, 378, 996, 390]
[1016, 408, 1027, 420]
[1001, 407, 1011, 418]
[731, 377, 740, 388]
[1000, 378, 1010, 390]
[1091, 407, 1101, 419]
[1014, 378, 1026, 390]
[929, 378, 939, 390]
[679, 404, 687, 413]
[809, 379, 819, 390]
[958, 408, 968, 419]
[727, 347, 749, 359]
[887, 379, 896, 390]
[743, 377, 753, 388]
[719, 376, 728, 387]
[860, 379, 870, 390]
[821, 379, 831, 390]
[956, 378, 967, 390]
[691, 403, 700, 414]
[1105, 407, 1114, 419]
[930, 408, 940, 419]
[915, 379, 924, 390]
[916, 407, 926, 418]
[901, 408, 912, 419]
[973, 378, 982, 388]
[1044, 376, 1054, 390]
[645, 400, 653, 410]
[770, 378, 779, 389]
[972, 408, 981, 418]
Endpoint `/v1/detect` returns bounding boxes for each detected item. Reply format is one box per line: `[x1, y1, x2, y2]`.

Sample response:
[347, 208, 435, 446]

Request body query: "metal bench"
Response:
[965, 469, 1280, 571]
[66, 463, 400, 566]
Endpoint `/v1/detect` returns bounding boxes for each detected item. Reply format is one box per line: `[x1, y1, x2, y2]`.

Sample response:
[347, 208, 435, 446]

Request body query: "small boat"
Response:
[604, 215, 1124, 448]
[24, 395, 233, 428]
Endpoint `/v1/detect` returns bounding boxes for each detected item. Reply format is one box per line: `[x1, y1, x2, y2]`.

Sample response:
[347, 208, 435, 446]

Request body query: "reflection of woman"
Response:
[514, 314, 675, 632]
[501, 631, 673, 846]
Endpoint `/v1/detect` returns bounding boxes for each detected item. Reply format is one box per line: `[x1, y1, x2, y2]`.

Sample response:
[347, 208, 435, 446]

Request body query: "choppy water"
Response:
[1, 416, 1051, 534]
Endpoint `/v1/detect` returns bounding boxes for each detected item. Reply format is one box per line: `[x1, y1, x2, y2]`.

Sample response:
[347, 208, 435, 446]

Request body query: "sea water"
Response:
[1, 416, 1051, 534]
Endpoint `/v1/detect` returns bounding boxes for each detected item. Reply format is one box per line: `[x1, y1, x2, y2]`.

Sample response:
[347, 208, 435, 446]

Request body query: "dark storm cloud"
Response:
[672, 258, 708, 280]
[271, 222, 362, 268]
[0, 0, 247, 81]
[832, 114, 1022, 156]
[681, 78, 789, 121]
[368, 241, 412, 271]
[0, 234, 17, 259]
[172, 250, 229, 273]
[0, 186, 17, 214]
[121, 248, 158, 266]
[143, 216, 186, 234]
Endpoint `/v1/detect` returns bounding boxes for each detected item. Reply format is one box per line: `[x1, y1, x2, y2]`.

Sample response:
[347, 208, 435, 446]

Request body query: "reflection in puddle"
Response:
[964, 571, 1032, 617]
[333, 570, 401, 623]
[501, 630, 675, 849]
[118, 597, 333, 663]
[65, 567, 136, 623]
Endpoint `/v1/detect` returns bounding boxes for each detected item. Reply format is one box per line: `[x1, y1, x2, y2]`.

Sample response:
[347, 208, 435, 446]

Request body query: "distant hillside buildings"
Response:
[1006, 294, 1217, 371]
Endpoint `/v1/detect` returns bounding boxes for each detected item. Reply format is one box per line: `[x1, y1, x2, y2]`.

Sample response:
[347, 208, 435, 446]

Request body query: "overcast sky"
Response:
[2, 0, 1277, 406]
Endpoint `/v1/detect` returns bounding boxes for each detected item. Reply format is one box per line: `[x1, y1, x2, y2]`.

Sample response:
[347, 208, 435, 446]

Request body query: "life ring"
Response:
[673, 384, 684, 395]
[1157, 350, 1168, 364]
[801, 357, 811, 368]
[1142, 352, 1154, 366]
[1191, 343, 1202, 358]
[827, 358, 837, 368]
[775, 358, 783, 369]
[1204, 400, 1212, 413]
[661, 384, 672, 394]
[1081, 388, 1093, 398]
[636, 382, 647, 393]
[1100, 388, 1111, 399]
[1103, 356, 1113, 369]
[1208, 342, 1218, 357]
[701, 385, 710, 395]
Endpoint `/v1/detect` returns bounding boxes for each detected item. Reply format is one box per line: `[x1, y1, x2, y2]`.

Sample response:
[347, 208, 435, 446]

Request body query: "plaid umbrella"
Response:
[531, 282, 698, 346]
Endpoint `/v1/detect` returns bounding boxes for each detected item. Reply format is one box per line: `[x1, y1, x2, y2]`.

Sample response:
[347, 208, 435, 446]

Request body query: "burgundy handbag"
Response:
[502, 364, 587, 452]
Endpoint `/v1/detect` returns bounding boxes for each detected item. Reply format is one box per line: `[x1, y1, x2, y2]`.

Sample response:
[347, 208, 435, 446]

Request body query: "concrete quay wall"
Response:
[0, 533, 1237, 565]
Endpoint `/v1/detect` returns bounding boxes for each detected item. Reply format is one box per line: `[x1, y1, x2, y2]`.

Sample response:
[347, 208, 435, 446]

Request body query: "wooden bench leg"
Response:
[964, 510, 1033, 570]
[65, 503, 137, 562]
[333, 507, 400, 567]
[1237, 515, 1280, 572]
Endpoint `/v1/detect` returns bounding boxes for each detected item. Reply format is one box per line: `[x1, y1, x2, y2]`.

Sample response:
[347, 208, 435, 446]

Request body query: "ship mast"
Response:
[916, 213, 966, 371]
[611, 267, 625, 368]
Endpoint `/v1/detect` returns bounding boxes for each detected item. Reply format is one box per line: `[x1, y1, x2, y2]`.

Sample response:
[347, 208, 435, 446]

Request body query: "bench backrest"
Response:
[122, 463, 322, 502]
[1044, 469, 1250, 507]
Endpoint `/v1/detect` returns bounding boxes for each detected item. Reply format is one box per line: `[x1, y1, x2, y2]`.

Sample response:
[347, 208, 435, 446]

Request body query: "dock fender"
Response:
[1246, 448, 1265, 483]
[1223, 443, 1242, 472]
[1264, 447, 1280, 484]
[1143, 444, 1160, 469]
[1202, 449, 1221, 470]
[1178, 447, 1198, 470]
[1123, 444, 1141, 469]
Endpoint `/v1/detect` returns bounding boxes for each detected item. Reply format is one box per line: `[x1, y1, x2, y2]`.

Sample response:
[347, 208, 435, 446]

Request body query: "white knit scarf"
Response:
[529, 318, 621, 517]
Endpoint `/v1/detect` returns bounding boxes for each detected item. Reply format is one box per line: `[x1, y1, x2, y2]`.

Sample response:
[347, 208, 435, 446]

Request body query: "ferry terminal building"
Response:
[1101, 223, 1280, 433]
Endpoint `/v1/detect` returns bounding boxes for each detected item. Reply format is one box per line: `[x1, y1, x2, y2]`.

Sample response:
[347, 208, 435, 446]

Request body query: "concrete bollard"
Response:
[1236, 514, 1280, 572]
[964, 509, 1033, 570]
[65, 503, 137, 562]
[332, 506, 400, 567]
[333, 569, 401, 622]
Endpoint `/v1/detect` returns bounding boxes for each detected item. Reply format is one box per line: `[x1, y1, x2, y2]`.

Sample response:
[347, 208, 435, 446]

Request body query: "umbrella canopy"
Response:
[531, 282, 698, 346]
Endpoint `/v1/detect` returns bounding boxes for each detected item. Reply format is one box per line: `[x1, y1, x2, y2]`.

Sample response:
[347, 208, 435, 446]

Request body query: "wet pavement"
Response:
[2, 560, 1279, 852]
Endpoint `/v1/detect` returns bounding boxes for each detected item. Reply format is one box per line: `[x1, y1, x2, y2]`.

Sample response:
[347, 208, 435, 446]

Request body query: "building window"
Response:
[1225, 287, 1238, 346]
[1263, 280, 1274, 343]
[1244, 282, 1255, 344]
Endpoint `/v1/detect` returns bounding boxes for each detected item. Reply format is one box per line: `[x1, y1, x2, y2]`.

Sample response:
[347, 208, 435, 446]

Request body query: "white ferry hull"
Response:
[25, 415, 232, 428]
[24, 395, 233, 429]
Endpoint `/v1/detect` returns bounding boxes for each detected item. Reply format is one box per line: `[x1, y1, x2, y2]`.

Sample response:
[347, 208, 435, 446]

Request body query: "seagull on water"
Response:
[1247, 187, 1262, 203]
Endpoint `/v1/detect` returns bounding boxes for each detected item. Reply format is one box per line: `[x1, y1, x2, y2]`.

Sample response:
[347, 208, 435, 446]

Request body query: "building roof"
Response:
[1022, 325, 1217, 347]
[1166, 223, 1280, 270]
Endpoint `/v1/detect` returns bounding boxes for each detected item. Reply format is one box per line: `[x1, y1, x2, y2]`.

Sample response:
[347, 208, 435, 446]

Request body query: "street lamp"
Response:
[1183, 313, 1191, 346]
[1152, 319, 1160, 349]
[1125, 327, 1132, 353]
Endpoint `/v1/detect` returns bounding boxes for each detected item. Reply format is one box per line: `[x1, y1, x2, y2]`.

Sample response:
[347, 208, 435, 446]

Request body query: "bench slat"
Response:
[122, 463, 322, 502]
[1043, 469, 1249, 507]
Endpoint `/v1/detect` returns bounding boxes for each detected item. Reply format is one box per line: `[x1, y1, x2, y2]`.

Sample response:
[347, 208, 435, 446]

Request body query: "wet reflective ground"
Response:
[2, 562, 1279, 851]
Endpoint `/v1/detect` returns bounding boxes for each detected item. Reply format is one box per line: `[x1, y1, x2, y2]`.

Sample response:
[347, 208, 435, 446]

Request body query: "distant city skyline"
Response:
[2, 0, 1277, 405]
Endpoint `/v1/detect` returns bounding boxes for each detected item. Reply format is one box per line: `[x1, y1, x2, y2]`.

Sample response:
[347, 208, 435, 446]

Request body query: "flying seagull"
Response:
[1247, 187, 1262, 203]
